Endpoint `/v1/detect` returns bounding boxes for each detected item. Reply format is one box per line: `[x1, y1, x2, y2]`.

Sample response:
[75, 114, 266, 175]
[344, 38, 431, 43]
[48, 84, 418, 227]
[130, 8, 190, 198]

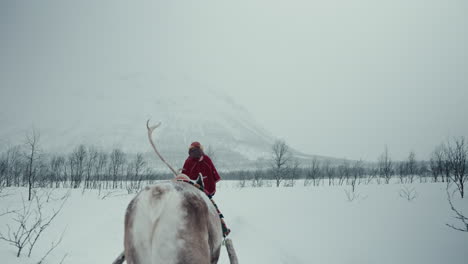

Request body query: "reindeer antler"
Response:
[146, 120, 178, 177]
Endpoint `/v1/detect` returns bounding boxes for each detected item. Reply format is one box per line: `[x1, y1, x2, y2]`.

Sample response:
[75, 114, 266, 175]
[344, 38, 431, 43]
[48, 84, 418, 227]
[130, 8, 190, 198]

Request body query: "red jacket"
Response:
[182, 155, 220, 196]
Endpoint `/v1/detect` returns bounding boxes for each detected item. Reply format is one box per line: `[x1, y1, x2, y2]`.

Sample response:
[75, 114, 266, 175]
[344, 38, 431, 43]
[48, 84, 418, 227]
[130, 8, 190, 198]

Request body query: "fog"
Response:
[1, 0, 467, 160]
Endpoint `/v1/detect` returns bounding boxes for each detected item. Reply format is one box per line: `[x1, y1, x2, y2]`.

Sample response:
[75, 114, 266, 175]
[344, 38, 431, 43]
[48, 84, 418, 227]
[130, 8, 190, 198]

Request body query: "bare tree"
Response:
[284, 159, 300, 187]
[406, 151, 417, 183]
[25, 129, 41, 201]
[323, 160, 335, 186]
[417, 160, 429, 183]
[25, 193, 67, 257]
[0, 146, 22, 187]
[0, 192, 69, 257]
[127, 153, 146, 193]
[429, 145, 445, 183]
[304, 158, 321, 186]
[12, 149, 24, 187]
[365, 166, 378, 185]
[441, 144, 452, 184]
[0, 159, 5, 188]
[84, 146, 99, 190]
[344, 187, 366, 202]
[251, 164, 265, 187]
[0, 152, 8, 187]
[350, 160, 364, 192]
[69, 145, 87, 189]
[134, 153, 146, 186]
[35, 159, 49, 188]
[50, 155, 66, 188]
[445, 137, 467, 198]
[237, 170, 248, 188]
[271, 140, 291, 187]
[446, 188, 468, 232]
[378, 146, 393, 184]
[94, 151, 108, 191]
[36, 230, 66, 264]
[399, 186, 418, 201]
[336, 160, 350, 186]
[396, 162, 406, 184]
[109, 148, 126, 189]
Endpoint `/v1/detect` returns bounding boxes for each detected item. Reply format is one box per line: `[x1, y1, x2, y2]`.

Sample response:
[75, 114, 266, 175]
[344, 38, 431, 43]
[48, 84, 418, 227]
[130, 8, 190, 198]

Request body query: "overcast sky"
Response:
[1, 0, 467, 161]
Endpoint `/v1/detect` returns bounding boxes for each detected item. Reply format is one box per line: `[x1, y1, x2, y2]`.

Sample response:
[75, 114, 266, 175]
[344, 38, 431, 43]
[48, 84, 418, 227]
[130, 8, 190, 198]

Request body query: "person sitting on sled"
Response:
[182, 141, 220, 198]
[181, 141, 230, 236]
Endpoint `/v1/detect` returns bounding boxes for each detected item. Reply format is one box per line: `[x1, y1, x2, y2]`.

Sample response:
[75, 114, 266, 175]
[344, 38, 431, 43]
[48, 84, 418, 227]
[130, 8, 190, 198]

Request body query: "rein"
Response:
[175, 178, 228, 237]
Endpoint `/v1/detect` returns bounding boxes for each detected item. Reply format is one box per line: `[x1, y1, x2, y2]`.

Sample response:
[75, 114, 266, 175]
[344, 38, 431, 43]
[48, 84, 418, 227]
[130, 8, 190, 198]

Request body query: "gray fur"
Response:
[124, 181, 222, 264]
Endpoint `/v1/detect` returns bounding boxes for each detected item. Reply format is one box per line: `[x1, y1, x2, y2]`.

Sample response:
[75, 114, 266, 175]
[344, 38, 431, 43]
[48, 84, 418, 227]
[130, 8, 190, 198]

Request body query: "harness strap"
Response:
[176, 179, 221, 215]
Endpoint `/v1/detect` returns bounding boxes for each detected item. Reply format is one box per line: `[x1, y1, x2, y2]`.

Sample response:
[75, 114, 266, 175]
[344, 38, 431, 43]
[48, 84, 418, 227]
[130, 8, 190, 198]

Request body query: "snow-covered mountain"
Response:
[0, 73, 282, 169]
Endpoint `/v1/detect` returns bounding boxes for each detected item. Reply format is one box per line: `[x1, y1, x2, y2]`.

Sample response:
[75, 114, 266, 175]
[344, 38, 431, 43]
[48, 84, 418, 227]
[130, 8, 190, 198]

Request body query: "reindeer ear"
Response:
[196, 173, 205, 189]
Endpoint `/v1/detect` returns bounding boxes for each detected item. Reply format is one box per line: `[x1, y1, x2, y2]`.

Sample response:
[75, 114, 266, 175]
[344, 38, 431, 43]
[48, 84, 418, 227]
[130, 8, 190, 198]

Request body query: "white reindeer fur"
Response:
[124, 180, 223, 264]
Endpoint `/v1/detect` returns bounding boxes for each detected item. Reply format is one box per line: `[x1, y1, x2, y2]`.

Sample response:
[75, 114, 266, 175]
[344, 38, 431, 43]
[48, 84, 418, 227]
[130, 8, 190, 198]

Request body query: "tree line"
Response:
[0, 131, 173, 199]
[0, 131, 466, 198]
[226, 137, 467, 198]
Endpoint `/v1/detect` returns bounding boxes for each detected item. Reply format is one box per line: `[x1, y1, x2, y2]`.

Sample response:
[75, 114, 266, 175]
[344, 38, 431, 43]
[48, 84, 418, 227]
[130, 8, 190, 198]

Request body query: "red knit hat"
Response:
[189, 141, 202, 150]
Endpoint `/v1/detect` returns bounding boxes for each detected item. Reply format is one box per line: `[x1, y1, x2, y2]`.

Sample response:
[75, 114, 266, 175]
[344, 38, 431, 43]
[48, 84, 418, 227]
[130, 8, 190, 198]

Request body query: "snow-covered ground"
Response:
[0, 181, 467, 264]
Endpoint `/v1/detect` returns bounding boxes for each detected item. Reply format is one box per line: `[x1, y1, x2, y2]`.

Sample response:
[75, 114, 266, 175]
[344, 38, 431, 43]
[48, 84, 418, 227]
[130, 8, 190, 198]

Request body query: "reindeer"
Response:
[112, 121, 238, 264]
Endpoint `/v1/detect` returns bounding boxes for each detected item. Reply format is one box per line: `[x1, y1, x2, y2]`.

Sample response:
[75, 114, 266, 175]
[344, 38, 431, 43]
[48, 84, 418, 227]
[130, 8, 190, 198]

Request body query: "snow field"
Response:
[0, 181, 467, 264]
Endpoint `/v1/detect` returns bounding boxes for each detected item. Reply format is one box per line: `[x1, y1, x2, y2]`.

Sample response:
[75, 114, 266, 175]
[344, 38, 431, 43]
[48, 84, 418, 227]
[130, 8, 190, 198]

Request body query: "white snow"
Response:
[0, 181, 467, 264]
